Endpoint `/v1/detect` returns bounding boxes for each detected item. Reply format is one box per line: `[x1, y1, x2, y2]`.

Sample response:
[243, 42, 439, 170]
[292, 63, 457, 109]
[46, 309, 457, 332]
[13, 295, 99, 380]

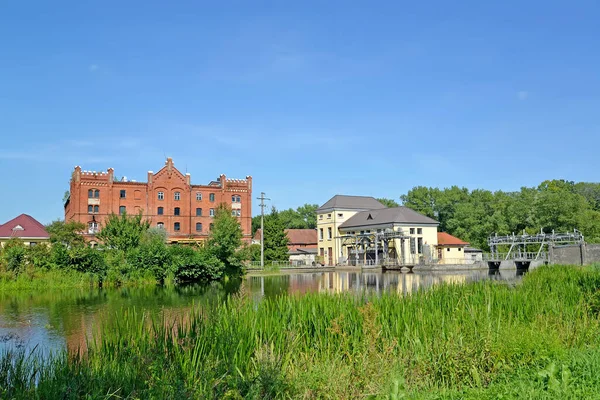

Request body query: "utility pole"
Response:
[257, 192, 270, 268]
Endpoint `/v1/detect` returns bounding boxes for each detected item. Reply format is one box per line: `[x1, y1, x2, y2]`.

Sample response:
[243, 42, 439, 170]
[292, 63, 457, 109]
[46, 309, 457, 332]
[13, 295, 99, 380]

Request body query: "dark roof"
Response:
[317, 195, 386, 212]
[0, 214, 50, 239]
[437, 232, 469, 246]
[465, 247, 483, 253]
[339, 207, 438, 229]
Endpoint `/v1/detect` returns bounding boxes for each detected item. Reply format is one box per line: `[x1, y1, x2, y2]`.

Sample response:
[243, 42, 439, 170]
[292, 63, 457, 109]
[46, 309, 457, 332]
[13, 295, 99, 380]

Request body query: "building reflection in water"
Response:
[245, 269, 516, 298]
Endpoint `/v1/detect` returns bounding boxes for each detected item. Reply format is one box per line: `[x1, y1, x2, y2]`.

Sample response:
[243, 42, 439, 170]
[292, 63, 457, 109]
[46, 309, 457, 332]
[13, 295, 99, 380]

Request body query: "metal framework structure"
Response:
[487, 229, 584, 261]
[338, 229, 411, 266]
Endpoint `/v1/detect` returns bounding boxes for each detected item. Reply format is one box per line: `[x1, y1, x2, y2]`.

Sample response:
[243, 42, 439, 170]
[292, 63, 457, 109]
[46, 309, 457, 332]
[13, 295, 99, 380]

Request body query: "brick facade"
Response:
[64, 158, 252, 243]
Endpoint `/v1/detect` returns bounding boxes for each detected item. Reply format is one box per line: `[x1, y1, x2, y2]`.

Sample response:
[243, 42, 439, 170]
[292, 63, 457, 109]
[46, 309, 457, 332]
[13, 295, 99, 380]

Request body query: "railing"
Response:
[247, 260, 328, 270]
[483, 252, 548, 261]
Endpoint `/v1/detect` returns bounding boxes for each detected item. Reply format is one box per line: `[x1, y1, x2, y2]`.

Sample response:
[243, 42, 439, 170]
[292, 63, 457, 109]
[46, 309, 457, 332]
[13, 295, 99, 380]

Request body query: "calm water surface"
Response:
[0, 269, 518, 355]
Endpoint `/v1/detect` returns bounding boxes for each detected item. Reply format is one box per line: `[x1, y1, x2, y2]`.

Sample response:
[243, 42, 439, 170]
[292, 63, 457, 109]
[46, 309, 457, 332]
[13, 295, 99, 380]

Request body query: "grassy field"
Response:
[2, 265, 600, 399]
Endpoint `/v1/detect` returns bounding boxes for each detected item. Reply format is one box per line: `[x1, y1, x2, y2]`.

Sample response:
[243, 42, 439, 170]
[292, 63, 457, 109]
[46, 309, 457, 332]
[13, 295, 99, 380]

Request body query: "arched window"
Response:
[196, 208, 202, 216]
[209, 193, 215, 202]
[236, 195, 241, 203]
[94, 189, 100, 198]
[157, 222, 164, 229]
[93, 205, 99, 213]
[174, 207, 180, 216]
[196, 222, 202, 232]
[88, 189, 93, 198]
[174, 222, 181, 231]
[88, 205, 93, 213]
[157, 207, 164, 215]
[232, 195, 236, 202]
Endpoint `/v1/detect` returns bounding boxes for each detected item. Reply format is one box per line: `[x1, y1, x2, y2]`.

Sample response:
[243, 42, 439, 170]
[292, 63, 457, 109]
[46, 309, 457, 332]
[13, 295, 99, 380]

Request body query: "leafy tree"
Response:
[27, 244, 54, 270]
[377, 198, 400, 208]
[67, 246, 107, 279]
[208, 204, 245, 275]
[46, 220, 86, 248]
[263, 208, 289, 262]
[253, 203, 319, 233]
[171, 245, 224, 282]
[127, 229, 173, 283]
[96, 213, 150, 252]
[0, 239, 27, 274]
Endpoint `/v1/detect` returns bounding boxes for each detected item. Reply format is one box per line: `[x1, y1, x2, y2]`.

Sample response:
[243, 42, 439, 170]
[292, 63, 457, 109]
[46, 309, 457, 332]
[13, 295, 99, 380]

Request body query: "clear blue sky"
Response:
[1, 1, 599, 224]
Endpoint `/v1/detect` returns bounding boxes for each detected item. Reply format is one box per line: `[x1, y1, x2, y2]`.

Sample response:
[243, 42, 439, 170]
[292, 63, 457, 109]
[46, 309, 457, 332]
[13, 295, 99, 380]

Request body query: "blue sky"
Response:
[1, 1, 599, 224]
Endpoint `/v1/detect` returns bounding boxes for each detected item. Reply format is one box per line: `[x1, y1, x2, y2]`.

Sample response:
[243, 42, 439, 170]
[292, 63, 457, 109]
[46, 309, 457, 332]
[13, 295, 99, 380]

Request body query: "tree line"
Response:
[251, 180, 600, 252]
[0, 204, 249, 286]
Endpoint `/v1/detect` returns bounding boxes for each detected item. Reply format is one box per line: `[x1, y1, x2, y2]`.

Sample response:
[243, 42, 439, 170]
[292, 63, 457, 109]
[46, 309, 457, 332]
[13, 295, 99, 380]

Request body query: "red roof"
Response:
[253, 229, 317, 251]
[437, 232, 469, 246]
[0, 214, 49, 239]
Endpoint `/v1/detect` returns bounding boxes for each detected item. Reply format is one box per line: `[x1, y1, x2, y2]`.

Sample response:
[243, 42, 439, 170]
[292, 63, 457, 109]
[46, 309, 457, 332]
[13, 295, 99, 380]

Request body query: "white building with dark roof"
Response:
[316, 195, 439, 266]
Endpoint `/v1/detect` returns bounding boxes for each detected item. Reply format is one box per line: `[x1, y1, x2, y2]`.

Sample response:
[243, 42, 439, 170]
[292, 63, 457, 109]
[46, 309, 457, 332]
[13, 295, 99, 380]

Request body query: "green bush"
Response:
[170, 245, 224, 282]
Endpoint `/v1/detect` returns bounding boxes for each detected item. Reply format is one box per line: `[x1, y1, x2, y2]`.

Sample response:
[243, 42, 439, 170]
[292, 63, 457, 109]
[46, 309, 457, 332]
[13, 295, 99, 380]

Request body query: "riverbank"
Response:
[2, 265, 600, 399]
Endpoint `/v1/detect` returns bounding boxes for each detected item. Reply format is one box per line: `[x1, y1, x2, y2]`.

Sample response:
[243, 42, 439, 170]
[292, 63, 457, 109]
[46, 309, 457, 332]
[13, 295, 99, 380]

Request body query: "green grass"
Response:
[2, 265, 600, 399]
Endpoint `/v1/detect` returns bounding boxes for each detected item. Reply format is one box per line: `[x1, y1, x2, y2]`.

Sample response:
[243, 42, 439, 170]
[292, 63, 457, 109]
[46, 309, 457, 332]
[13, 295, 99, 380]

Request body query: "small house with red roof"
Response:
[0, 214, 50, 247]
[253, 228, 318, 264]
[436, 232, 469, 264]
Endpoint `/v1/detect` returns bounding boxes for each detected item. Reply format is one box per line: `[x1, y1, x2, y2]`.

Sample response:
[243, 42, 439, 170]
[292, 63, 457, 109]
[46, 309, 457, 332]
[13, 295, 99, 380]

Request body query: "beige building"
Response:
[0, 214, 50, 247]
[436, 232, 469, 264]
[316, 195, 439, 266]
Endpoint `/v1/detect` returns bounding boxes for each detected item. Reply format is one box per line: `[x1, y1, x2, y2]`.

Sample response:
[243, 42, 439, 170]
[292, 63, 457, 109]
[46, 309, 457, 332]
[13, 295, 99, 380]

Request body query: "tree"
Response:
[46, 220, 86, 248]
[377, 198, 400, 208]
[263, 208, 289, 262]
[208, 204, 245, 275]
[96, 213, 150, 252]
[127, 229, 173, 283]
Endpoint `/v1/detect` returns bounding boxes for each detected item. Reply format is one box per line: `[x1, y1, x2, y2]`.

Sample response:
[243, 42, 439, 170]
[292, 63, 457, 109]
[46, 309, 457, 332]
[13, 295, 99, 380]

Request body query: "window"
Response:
[94, 205, 98, 213]
[417, 228, 423, 234]
[231, 210, 241, 217]
[319, 228, 324, 240]
[89, 189, 100, 198]
[327, 214, 331, 219]
[174, 207, 180, 216]
[337, 213, 343, 218]
[120, 189, 126, 198]
[119, 206, 126, 215]
[196, 192, 202, 201]
[209, 223, 214, 231]
[88, 189, 93, 198]
[88, 205, 93, 213]
[327, 227, 332, 239]
[417, 238, 423, 254]
[209, 193, 215, 202]
[209, 208, 215, 217]
[230, 195, 241, 203]
[158, 191, 164, 200]
[196, 208, 202, 216]
[410, 228, 415, 235]
[157, 222, 164, 229]
[232, 195, 236, 202]
[94, 189, 99, 198]
[410, 238, 416, 254]
[447, 248, 451, 252]
[196, 222, 202, 232]
[319, 215, 323, 220]
[174, 222, 180, 231]
[157, 207, 164, 215]
[88, 221, 99, 234]
[458, 248, 462, 252]
[174, 191, 180, 201]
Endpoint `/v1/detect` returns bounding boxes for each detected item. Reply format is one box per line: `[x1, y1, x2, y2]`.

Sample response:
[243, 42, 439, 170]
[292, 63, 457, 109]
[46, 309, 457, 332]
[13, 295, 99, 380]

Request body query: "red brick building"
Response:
[64, 158, 252, 243]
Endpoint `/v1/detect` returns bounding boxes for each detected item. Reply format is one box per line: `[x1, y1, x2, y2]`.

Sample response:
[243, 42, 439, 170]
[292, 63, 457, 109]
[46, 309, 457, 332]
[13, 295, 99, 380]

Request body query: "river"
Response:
[0, 268, 519, 356]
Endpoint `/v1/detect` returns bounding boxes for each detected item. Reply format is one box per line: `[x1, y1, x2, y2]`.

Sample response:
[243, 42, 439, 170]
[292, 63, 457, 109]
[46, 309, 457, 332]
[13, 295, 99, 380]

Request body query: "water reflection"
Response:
[0, 269, 518, 355]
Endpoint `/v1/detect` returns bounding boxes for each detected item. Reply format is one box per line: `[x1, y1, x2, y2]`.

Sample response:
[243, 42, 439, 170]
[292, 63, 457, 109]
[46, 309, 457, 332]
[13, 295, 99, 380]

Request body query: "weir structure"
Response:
[486, 229, 585, 271]
[338, 229, 411, 268]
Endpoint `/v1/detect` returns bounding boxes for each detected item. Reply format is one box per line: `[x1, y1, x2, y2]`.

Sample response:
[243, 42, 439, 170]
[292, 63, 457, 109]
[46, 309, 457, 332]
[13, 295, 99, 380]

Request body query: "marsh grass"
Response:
[2, 265, 600, 398]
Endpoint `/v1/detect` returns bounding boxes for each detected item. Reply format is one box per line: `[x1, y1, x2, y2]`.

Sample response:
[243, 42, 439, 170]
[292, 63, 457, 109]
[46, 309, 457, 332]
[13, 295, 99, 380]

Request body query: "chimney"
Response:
[107, 168, 114, 184]
[166, 157, 173, 173]
[185, 173, 191, 185]
[220, 174, 226, 189]
[147, 171, 153, 185]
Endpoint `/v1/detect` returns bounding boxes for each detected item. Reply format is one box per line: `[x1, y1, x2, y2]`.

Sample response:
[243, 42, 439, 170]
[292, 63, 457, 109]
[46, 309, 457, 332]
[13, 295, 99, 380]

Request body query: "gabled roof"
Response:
[339, 207, 438, 229]
[253, 229, 317, 245]
[317, 195, 386, 213]
[437, 232, 469, 246]
[0, 214, 49, 239]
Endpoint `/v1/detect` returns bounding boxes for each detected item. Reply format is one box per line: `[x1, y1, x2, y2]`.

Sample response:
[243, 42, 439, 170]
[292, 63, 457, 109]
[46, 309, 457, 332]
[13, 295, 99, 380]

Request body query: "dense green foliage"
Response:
[263, 208, 290, 262]
[0, 209, 249, 289]
[2, 266, 600, 398]
[377, 197, 400, 208]
[401, 180, 600, 249]
[252, 203, 318, 233]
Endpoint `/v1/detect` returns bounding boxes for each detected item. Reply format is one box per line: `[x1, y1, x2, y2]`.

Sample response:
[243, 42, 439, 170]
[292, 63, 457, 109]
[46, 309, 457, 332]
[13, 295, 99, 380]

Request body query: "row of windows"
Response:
[117, 207, 218, 216]
[87, 189, 224, 202]
[157, 222, 213, 232]
[319, 227, 333, 240]
[318, 213, 344, 220]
